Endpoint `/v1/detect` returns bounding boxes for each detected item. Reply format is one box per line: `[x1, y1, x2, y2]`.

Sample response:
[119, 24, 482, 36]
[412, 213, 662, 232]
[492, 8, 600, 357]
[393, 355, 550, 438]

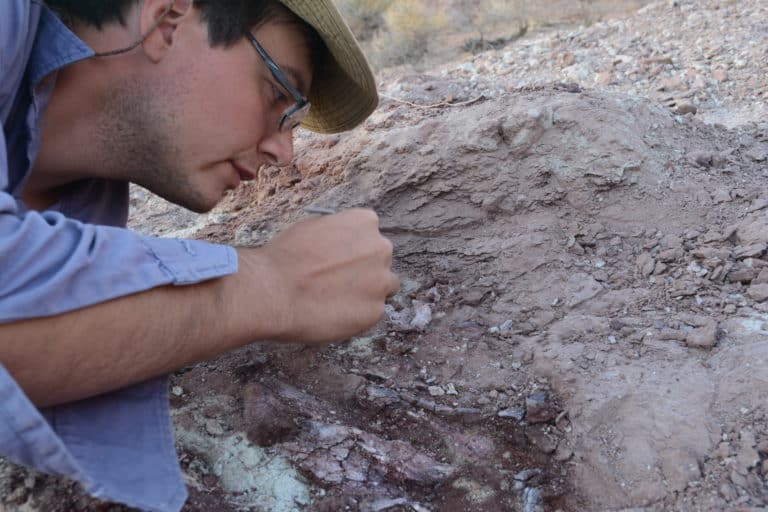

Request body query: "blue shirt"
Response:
[0, 2, 239, 510]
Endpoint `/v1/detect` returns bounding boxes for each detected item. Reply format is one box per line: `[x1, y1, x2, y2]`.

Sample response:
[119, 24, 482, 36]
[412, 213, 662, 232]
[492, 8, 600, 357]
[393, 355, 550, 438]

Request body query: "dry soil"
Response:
[2, 0, 767, 511]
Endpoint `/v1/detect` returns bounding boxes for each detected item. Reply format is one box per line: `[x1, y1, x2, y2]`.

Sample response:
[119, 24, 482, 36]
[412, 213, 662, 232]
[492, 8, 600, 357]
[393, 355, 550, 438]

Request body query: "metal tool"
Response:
[303, 206, 337, 215]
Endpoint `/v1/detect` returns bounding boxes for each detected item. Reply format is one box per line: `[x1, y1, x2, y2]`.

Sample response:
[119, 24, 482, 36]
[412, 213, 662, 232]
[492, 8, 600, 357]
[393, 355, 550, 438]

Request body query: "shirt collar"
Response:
[27, 5, 94, 87]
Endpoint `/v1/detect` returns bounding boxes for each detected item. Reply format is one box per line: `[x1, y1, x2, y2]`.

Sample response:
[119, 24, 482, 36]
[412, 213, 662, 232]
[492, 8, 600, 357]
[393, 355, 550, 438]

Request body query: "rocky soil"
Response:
[2, 0, 768, 511]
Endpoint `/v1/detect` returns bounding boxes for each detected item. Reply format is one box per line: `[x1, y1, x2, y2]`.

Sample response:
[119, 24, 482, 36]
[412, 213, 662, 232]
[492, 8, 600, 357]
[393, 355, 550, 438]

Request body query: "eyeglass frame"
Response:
[246, 32, 311, 132]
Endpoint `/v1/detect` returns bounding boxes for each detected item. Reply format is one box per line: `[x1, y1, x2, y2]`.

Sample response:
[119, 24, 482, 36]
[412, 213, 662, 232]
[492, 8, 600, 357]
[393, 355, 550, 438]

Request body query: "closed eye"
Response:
[269, 82, 292, 107]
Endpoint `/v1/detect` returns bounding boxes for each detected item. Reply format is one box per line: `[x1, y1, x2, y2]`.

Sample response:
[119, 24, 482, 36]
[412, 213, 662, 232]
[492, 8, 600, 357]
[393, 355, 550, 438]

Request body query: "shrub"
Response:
[335, 0, 392, 42]
[459, 0, 528, 42]
[367, 0, 448, 68]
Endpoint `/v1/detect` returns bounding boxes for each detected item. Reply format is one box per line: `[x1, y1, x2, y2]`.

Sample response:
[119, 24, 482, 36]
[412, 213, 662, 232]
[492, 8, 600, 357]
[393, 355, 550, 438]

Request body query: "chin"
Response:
[185, 196, 221, 214]
[157, 189, 221, 214]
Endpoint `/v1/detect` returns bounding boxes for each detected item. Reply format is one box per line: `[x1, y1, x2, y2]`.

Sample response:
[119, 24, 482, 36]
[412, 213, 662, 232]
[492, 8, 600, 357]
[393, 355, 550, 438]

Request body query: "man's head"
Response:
[46, 0, 378, 132]
[40, 0, 376, 212]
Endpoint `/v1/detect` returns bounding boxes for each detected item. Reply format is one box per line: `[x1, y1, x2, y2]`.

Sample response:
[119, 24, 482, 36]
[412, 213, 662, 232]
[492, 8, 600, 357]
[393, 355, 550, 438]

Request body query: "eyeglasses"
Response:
[246, 33, 311, 132]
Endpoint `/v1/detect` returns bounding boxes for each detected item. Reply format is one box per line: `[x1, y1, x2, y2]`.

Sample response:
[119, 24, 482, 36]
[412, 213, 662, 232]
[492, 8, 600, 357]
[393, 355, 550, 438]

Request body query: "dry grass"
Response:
[334, 0, 653, 71]
[368, 0, 449, 67]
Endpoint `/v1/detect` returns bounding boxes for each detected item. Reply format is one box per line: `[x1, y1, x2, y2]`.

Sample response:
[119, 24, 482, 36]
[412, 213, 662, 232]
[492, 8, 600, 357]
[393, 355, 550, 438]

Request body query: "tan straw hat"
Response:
[278, 0, 379, 133]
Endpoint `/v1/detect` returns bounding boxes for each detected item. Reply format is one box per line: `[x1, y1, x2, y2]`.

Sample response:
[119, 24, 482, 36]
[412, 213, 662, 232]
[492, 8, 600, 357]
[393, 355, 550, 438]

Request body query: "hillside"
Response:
[2, 1, 767, 510]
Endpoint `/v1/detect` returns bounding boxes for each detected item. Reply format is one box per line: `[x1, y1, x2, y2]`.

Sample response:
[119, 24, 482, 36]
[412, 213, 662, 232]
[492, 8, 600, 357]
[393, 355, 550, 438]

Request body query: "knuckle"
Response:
[360, 208, 379, 225]
[381, 236, 394, 254]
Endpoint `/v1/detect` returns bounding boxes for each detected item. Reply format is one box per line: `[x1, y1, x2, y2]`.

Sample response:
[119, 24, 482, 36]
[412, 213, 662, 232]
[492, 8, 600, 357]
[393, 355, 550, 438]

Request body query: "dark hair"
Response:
[45, 0, 320, 49]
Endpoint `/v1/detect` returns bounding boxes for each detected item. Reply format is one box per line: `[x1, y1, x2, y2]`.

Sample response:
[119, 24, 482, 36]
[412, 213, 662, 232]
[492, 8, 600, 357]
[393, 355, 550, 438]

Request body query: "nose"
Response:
[258, 128, 295, 167]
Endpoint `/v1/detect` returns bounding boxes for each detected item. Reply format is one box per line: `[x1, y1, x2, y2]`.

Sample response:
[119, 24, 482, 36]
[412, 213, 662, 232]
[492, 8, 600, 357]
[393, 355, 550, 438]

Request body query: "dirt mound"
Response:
[170, 83, 764, 510]
[418, 0, 768, 128]
[3, 1, 768, 511]
[124, 83, 768, 510]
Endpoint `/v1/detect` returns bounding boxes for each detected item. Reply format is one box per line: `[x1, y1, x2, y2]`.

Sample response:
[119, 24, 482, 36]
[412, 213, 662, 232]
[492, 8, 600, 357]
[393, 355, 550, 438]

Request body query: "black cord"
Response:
[93, 1, 175, 57]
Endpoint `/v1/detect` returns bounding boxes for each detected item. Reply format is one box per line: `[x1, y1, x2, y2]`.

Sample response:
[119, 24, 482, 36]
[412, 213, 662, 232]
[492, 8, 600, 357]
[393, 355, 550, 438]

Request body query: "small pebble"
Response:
[498, 407, 526, 420]
[554, 442, 573, 462]
[719, 482, 738, 501]
[205, 419, 225, 436]
[522, 486, 544, 512]
[428, 385, 445, 396]
[514, 468, 543, 482]
[730, 469, 748, 489]
[499, 319, 514, 333]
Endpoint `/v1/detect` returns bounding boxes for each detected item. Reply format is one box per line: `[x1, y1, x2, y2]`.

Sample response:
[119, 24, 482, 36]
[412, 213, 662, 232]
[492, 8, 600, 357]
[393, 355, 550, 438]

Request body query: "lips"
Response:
[230, 161, 256, 182]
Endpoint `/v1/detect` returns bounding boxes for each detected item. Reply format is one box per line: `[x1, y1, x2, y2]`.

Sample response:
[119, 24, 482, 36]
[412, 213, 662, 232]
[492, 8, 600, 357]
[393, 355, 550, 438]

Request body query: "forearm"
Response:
[0, 209, 398, 408]
[0, 249, 282, 407]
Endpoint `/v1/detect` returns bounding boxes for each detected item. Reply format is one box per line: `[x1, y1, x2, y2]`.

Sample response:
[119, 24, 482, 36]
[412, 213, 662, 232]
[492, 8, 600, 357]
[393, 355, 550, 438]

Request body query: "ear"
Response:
[139, 0, 195, 63]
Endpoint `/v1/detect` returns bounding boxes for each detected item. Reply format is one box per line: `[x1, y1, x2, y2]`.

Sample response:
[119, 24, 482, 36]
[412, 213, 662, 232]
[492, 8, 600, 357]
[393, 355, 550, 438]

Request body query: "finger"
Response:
[343, 207, 379, 226]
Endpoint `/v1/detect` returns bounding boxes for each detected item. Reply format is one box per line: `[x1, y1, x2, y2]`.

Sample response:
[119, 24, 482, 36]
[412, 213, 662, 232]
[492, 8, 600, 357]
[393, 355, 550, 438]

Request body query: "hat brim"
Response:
[279, 0, 379, 134]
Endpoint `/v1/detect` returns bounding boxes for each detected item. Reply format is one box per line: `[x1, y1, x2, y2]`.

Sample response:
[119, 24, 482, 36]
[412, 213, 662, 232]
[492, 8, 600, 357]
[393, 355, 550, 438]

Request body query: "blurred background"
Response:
[335, 0, 653, 71]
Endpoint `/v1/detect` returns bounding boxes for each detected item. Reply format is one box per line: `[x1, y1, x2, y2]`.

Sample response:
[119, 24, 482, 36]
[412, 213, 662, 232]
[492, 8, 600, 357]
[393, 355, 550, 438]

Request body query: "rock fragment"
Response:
[719, 482, 738, 501]
[522, 486, 544, 512]
[730, 469, 748, 489]
[637, 252, 655, 274]
[685, 321, 718, 349]
[514, 468, 543, 483]
[691, 151, 715, 167]
[734, 243, 766, 259]
[525, 427, 557, 454]
[358, 432, 455, 484]
[428, 385, 445, 397]
[563, 273, 603, 308]
[243, 383, 299, 447]
[736, 431, 760, 472]
[728, 266, 758, 283]
[554, 442, 573, 462]
[747, 283, 768, 302]
[525, 392, 559, 424]
[675, 103, 697, 115]
[746, 145, 768, 162]
[205, 419, 225, 437]
[410, 302, 433, 331]
[498, 407, 525, 421]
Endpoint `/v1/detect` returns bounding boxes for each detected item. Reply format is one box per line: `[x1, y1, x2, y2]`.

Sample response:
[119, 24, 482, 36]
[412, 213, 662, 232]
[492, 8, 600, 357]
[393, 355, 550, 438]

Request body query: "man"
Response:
[0, 0, 398, 510]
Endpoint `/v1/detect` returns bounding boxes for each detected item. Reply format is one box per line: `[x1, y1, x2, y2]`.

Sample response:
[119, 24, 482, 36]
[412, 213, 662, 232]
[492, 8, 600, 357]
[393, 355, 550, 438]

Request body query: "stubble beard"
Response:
[95, 79, 217, 213]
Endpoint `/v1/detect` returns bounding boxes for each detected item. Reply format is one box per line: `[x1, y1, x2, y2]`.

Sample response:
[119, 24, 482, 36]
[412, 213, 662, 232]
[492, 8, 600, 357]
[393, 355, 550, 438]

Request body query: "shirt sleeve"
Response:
[0, 194, 238, 322]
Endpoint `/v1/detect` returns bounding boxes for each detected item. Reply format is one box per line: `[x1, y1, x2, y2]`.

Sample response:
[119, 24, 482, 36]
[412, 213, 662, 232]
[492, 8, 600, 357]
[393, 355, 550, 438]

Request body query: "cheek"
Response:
[195, 74, 266, 135]
[167, 49, 270, 157]
[172, 89, 262, 158]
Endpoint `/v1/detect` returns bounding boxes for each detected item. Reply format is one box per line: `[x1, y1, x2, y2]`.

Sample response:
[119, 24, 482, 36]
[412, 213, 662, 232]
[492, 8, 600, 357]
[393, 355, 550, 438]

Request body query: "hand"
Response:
[245, 208, 399, 344]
